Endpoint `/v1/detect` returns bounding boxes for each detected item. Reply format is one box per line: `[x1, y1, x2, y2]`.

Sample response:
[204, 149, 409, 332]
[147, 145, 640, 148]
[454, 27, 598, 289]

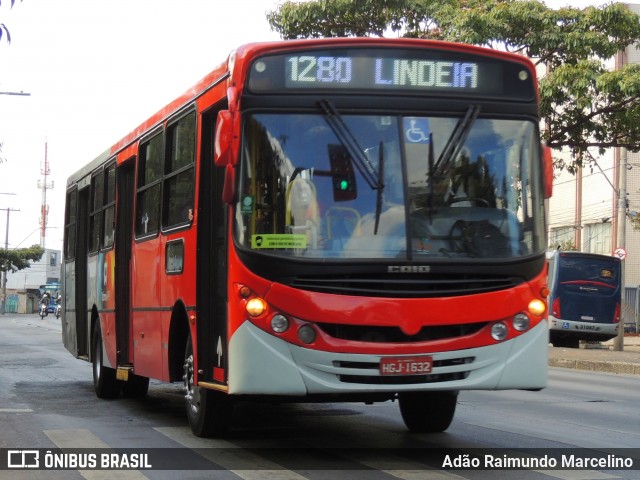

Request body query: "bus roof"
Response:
[547, 250, 621, 263]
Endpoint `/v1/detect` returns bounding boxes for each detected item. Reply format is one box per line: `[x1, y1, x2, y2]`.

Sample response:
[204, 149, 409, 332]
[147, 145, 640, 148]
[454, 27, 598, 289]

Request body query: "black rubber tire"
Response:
[122, 372, 150, 398]
[399, 391, 458, 433]
[550, 334, 580, 349]
[183, 335, 233, 437]
[92, 325, 121, 399]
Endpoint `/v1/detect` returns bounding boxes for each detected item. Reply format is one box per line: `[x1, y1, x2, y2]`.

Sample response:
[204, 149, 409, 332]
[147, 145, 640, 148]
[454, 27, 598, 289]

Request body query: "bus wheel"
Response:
[122, 373, 149, 398]
[398, 391, 458, 433]
[183, 336, 232, 437]
[92, 325, 121, 399]
[551, 336, 579, 349]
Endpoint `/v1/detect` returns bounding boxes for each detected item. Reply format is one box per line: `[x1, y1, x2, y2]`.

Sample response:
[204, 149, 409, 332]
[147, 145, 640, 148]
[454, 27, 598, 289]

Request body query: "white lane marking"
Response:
[44, 428, 149, 480]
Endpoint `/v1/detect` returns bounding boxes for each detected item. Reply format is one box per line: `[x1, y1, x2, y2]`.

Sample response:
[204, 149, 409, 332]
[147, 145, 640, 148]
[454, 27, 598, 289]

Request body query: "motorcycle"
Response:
[55, 302, 62, 319]
[39, 302, 48, 319]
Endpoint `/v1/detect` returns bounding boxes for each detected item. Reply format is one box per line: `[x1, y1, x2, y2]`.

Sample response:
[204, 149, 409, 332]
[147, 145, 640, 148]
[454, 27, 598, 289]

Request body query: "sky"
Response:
[0, 0, 282, 252]
[0, 0, 604, 253]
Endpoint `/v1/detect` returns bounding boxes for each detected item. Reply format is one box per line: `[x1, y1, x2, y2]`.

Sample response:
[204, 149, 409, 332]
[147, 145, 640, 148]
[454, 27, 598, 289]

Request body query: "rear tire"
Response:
[92, 325, 121, 399]
[183, 335, 233, 437]
[551, 334, 579, 349]
[399, 391, 458, 433]
[122, 372, 149, 398]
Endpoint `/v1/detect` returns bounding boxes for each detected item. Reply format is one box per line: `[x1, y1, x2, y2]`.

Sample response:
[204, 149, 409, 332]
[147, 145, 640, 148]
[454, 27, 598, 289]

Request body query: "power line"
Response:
[0, 91, 31, 96]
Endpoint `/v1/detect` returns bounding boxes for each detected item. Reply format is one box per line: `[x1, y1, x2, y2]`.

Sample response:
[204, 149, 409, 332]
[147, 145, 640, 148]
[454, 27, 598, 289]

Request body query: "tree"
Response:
[267, 0, 640, 173]
[1, 0, 23, 167]
[0, 244, 44, 278]
[0, 0, 22, 44]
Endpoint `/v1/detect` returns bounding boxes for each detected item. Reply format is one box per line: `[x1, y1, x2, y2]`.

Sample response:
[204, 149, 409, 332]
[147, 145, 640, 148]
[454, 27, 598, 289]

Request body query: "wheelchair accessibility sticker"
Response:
[404, 118, 430, 144]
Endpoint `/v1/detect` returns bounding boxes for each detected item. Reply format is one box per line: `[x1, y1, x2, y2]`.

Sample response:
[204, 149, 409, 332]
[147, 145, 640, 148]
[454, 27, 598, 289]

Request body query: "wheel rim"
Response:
[93, 340, 101, 383]
[183, 353, 201, 416]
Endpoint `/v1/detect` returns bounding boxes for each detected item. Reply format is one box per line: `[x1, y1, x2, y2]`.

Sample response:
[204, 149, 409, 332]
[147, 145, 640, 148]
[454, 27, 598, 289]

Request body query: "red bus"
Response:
[62, 37, 553, 437]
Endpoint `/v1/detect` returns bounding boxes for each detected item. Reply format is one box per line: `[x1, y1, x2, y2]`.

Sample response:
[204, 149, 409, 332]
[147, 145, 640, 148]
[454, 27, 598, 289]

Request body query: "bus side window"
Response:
[103, 163, 116, 249]
[164, 111, 196, 228]
[89, 170, 104, 253]
[136, 132, 163, 238]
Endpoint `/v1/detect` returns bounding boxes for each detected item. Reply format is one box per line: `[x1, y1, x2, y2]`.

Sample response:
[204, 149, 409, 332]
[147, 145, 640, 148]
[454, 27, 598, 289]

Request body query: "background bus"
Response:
[39, 282, 61, 313]
[547, 251, 621, 348]
[62, 37, 553, 438]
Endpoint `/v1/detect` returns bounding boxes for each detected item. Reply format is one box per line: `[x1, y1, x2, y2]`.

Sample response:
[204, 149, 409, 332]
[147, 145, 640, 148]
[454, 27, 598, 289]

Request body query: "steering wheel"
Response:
[446, 196, 491, 207]
[448, 219, 509, 257]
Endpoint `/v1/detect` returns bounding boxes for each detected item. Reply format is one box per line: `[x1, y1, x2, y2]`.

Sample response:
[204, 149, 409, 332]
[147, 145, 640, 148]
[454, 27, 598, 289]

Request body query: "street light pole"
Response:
[613, 147, 628, 351]
[0, 195, 19, 315]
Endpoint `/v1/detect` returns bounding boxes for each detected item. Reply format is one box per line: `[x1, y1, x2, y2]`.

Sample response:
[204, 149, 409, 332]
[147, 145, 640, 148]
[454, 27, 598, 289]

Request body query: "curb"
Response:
[549, 358, 640, 375]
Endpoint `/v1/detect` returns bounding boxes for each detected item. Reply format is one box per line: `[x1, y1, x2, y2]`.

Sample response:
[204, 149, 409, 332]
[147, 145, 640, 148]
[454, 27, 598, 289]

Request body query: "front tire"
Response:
[183, 335, 233, 437]
[92, 325, 121, 399]
[399, 391, 458, 433]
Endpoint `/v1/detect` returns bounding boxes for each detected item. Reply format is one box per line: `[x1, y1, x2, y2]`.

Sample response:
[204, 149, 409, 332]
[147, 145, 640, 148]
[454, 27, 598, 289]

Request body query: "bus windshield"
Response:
[235, 112, 545, 260]
[556, 254, 619, 287]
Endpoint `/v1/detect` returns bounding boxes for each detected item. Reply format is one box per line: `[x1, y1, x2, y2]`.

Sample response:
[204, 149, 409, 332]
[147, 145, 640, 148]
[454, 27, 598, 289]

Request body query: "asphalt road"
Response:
[12, 312, 640, 375]
[1, 313, 639, 480]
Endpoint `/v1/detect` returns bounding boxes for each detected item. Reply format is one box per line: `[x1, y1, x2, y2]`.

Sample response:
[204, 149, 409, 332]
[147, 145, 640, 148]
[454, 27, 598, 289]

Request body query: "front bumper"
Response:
[227, 320, 548, 395]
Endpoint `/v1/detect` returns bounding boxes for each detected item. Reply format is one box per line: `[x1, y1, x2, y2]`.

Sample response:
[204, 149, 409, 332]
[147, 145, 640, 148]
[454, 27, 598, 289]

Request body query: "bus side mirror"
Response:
[214, 110, 239, 167]
[214, 87, 240, 167]
[542, 144, 553, 199]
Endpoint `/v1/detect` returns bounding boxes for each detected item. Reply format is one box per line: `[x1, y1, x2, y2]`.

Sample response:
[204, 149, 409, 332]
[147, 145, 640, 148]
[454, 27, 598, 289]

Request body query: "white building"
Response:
[2, 248, 61, 313]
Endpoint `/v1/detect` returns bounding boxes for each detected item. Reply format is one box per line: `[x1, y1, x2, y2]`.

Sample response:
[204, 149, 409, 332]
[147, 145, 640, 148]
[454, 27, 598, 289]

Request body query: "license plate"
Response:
[380, 356, 433, 376]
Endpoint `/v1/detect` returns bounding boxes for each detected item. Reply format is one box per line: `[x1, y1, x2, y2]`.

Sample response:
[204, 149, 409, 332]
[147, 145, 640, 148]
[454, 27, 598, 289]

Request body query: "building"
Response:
[2, 248, 61, 314]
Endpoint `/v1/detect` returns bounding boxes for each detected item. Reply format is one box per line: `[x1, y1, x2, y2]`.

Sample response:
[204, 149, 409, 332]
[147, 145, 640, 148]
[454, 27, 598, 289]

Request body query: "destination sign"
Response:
[247, 47, 535, 100]
[287, 56, 479, 90]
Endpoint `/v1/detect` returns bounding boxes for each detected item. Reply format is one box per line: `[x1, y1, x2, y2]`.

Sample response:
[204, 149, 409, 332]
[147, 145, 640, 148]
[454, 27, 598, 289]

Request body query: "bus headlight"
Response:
[491, 322, 508, 341]
[298, 324, 316, 344]
[270, 314, 289, 333]
[512, 313, 530, 332]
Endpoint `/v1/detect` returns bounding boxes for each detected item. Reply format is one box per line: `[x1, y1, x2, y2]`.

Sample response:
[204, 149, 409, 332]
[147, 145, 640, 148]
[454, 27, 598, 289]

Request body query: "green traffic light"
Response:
[340, 179, 349, 191]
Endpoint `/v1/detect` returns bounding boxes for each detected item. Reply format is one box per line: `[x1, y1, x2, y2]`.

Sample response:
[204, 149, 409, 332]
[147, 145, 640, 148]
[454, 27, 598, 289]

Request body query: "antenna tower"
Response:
[37, 141, 54, 248]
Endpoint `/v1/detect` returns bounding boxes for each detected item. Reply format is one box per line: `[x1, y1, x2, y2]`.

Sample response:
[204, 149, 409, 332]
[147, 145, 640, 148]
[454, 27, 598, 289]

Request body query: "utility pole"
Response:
[0, 205, 20, 315]
[613, 147, 627, 352]
[1, 91, 32, 314]
[575, 164, 583, 249]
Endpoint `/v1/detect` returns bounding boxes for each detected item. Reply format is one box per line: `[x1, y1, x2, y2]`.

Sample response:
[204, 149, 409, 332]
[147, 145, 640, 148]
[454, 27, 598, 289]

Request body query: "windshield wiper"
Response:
[319, 100, 385, 234]
[426, 131, 435, 221]
[374, 141, 384, 235]
[432, 105, 481, 181]
[318, 100, 381, 191]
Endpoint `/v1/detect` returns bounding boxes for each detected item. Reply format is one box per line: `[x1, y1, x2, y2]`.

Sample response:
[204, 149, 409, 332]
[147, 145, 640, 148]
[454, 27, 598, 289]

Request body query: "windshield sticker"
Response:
[251, 234, 308, 249]
[600, 269, 613, 279]
[241, 195, 255, 215]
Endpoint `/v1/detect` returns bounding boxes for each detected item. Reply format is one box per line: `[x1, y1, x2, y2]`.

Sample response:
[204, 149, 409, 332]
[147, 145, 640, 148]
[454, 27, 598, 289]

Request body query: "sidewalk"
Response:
[548, 335, 640, 376]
